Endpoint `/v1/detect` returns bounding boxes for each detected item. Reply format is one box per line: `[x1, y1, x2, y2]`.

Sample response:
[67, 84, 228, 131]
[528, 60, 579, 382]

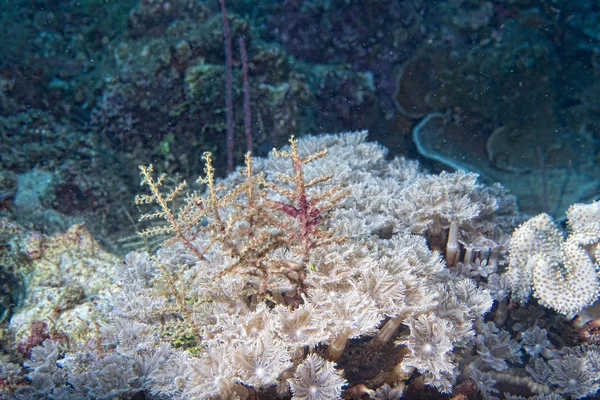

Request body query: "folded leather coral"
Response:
[508, 201, 600, 316]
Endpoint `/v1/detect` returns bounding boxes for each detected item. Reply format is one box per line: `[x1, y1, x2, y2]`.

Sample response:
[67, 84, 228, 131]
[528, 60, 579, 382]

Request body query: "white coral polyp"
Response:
[421, 343, 434, 355]
[182, 350, 235, 398]
[397, 314, 456, 393]
[290, 354, 346, 400]
[233, 332, 292, 388]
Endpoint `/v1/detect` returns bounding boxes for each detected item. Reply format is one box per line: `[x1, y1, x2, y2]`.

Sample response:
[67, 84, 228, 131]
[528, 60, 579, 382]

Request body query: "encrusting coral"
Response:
[1, 221, 117, 352]
[6, 132, 600, 399]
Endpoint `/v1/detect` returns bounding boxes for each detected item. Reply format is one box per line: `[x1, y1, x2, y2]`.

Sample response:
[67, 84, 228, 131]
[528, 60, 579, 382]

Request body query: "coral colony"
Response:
[2, 131, 600, 399]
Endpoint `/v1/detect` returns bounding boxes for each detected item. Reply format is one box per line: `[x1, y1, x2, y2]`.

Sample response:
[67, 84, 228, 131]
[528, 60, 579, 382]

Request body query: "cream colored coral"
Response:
[8, 224, 118, 347]
[507, 213, 562, 303]
[567, 201, 600, 231]
[508, 201, 600, 316]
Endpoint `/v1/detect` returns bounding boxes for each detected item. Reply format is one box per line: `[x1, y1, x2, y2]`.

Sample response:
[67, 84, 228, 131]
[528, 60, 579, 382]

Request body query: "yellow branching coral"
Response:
[261, 136, 350, 274]
[135, 137, 349, 303]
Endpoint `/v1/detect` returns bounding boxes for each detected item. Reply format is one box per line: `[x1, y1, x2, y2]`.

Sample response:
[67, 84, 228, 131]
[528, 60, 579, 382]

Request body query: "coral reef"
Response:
[0, 133, 517, 398]
[93, 0, 313, 176]
[2, 0, 600, 397]
[0, 109, 137, 252]
[2, 0, 599, 262]
[2, 132, 600, 399]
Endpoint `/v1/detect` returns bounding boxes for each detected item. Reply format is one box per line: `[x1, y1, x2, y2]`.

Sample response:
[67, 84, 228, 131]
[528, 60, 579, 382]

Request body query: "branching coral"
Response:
[262, 136, 350, 265]
[136, 137, 348, 302]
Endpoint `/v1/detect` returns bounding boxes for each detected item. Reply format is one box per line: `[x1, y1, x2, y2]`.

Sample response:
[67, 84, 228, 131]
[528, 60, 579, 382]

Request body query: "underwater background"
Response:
[1, 0, 600, 399]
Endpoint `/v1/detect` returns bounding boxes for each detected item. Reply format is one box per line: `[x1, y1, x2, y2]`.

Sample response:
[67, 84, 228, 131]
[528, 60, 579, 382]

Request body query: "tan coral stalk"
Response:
[463, 245, 474, 265]
[493, 298, 508, 327]
[271, 290, 285, 305]
[373, 314, 404, 344]
[446, 221, 460, 267]
[327, 327, 351, 360]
